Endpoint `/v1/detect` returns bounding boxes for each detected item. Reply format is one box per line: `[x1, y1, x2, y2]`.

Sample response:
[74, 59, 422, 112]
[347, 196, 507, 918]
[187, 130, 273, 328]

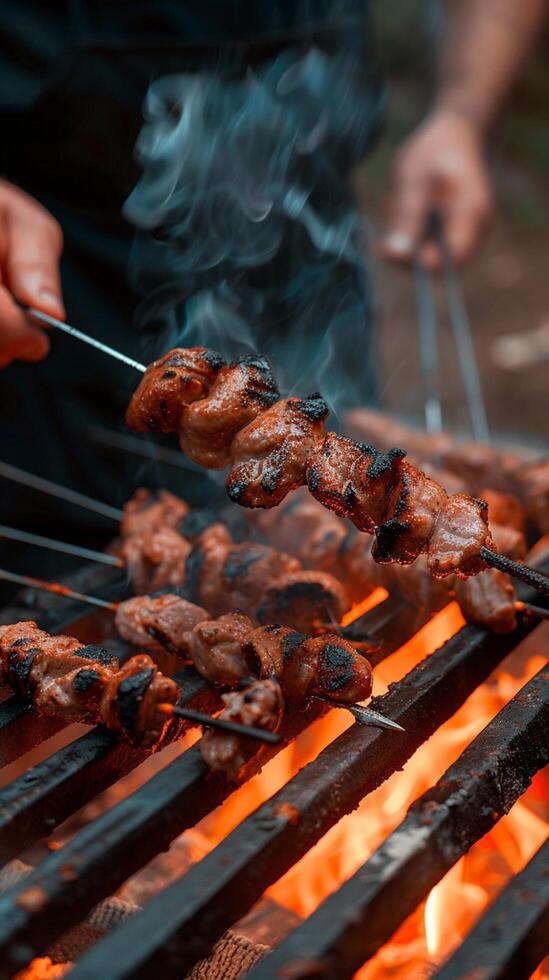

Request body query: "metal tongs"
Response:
[413, 210, 490, 442]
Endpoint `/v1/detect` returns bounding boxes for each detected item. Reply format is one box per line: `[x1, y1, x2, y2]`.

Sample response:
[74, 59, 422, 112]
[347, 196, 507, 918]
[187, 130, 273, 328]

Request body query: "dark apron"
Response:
[0, 0, 381, 585]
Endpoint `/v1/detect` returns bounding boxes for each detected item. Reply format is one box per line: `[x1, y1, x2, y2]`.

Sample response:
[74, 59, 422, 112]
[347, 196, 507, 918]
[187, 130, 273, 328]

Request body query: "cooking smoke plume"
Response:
[125, 39, 384, 419]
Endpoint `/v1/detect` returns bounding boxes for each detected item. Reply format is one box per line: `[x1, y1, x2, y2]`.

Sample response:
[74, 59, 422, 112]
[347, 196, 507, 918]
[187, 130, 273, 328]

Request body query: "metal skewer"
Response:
[434, 218, 491, 442]
[0, 568, 118, 610]
[413, 248, 443, 434]
[480, 547, 549, 599]
[515, 600, 549, 622]
[0, 525, 123, 568]
[15, 299, 146, 374]
[158, 703, 281, 745]
[0, 460, 123, 523]
[315, 695, 406, 732]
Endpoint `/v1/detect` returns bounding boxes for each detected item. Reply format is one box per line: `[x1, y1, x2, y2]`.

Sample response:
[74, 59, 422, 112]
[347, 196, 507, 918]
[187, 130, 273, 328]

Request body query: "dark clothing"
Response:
[0, 2, 382, 588]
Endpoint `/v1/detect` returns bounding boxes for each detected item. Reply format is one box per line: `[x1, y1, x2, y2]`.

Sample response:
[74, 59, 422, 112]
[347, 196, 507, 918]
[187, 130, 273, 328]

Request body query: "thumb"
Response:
[5, 209, 65, 319]
[379, 169, 431, 263]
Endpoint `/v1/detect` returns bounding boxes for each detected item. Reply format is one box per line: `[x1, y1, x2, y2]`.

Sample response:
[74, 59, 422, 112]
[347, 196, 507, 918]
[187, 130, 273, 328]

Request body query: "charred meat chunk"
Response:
[227, 395, 328, 508]
[200, 678, 284, 774]
[428, 493, 493, 578]
[373, 462, 447, 564]
[101, 654, 178, 748]
[179, 354, 279, 469]
[120, 488, 189, 539]
[115, 593, 209, 655]
[126, 347, 225, 433]
[184, 612, 254, 687]
[256, 570, 350, 633]
[121, 526, 191, 594]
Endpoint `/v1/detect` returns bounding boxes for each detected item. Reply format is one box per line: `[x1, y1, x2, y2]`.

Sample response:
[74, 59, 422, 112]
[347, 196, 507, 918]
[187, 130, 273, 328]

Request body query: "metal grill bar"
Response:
[248, 667, 548, 980]
[67, 605, 545, 980]
[433, 838, 549, 980]
[0, 597, 421, 976]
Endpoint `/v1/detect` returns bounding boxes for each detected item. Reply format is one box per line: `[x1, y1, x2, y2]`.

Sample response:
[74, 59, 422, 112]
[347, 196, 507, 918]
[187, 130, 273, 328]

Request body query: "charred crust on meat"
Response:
[257, 581, 337, 621]
[147, 625, 176, 654]
[165, 354, 188, 368]
[115, 667, 154, 735]
[223, 547, 262, 583]
[178, 510, 217, 539]
[281, 632, 307, 662]
[226, 478, 247, 503]
[7, 647, 40, 699]
[162, 370, 177, 380]
[260, 448, 286, 495]
[374, 518, 411, 561]
[306, 466, 321, 494]
[147, 418, 160, 432]
[393, 474, 409, 519]
[78, 645, 119, 669]
[319, 643, 355, 692]
[343, 482, 356, 510]
[183, 544, 204, 603]
[10, 637, 34, 648]
[73, 669, 101, 694]
[298, 393, 329, 422]
[203, 350, 226, 370]
[366, 447, 406, 479]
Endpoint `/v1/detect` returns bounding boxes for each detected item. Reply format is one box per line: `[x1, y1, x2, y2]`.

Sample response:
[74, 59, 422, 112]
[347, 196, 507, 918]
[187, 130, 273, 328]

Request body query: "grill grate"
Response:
[0, 556, 546, 980]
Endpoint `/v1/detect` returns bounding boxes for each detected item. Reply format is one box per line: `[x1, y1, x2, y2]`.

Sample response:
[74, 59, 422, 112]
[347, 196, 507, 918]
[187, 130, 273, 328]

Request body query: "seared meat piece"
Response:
[513, 458, 549, 534]
[374, 462, 447, 564]
[0, 622, 119, 718]
[200, 678, 283, 774]
[439, 442, 506, 494]
[227, 394, 328, 508]
[481, 488, 525, 534]
[491, 522, 526, 562]
[125, 347, 225, 433]
[349, 445, 407, 531]
[121, 526, 191, 593]
[184, 612, 254, 687]
[179, 354, 279, 469]
[120, 488, 189, 539]
[217, 542, 301, 614]
[115, 593, 209, 655]
[256, 570, 350, 633]
[454, 570, 517, 634]
[243, 626, 372, 705]
[306, 432, 371, 525]
[183, 522, 235, 610]
[428, 494, 493, 578]
[0, 622, 179, 748]
[389, 555, 453, 612]
[101, 653, 178, 748]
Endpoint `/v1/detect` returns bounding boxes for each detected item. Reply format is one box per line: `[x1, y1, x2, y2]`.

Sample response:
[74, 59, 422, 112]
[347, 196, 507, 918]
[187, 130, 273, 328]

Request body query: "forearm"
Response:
[436, 0, 547, 134]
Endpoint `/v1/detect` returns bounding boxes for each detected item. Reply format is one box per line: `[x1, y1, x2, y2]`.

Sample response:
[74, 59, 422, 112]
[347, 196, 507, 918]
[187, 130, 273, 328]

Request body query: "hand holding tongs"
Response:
[413, 211, 490, 442]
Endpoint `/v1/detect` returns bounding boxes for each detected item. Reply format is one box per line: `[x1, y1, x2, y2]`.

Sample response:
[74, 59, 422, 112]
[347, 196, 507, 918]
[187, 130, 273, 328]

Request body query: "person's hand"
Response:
[0, 178, 64, 368]
[379, 110, 494, 269]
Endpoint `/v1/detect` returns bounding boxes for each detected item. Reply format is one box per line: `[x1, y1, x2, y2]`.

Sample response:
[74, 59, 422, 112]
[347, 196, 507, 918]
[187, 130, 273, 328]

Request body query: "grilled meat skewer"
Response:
[0, 621, 282, 755]
[0, 621, 178, 748]
[126, 348, 499, 581]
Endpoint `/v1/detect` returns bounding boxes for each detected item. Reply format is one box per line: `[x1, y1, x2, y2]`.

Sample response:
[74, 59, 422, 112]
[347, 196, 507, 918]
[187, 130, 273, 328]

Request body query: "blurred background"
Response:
[360, 1, 548, 447]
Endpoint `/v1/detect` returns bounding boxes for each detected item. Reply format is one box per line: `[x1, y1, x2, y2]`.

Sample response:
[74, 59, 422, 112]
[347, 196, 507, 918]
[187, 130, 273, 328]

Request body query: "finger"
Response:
[379, 172, 432, 263]
[4, 208, 65, 319]
[0, 286, 50, 367]
[443, 192, 492, 267]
